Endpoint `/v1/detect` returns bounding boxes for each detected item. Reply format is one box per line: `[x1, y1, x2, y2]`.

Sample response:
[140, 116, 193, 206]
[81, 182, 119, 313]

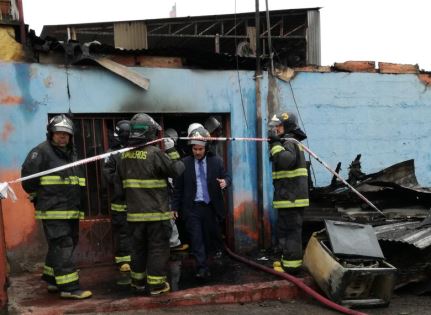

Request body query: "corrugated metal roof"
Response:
[374, 221, 431, 249]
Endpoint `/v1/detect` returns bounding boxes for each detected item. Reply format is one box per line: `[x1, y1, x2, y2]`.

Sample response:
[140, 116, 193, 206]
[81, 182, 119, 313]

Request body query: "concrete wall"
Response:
[1, 61, 431, 270]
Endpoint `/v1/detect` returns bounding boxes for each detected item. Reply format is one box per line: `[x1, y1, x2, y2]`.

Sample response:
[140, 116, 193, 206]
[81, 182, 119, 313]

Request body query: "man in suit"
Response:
[172, 126, 231, 279]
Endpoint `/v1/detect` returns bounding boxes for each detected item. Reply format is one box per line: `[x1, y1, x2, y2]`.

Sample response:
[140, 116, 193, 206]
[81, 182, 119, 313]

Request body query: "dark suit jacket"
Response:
[172, 152, 231, 220]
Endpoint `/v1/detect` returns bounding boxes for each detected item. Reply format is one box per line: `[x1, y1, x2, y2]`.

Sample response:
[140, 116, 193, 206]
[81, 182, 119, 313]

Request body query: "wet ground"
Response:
[76, 294, 431, 315]
[6, 249, 287, 314]
[7, 248, 430, 315]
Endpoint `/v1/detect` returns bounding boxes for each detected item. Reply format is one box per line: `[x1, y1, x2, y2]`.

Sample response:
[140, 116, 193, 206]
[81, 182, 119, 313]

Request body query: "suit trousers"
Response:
[185, 202, 217, 270]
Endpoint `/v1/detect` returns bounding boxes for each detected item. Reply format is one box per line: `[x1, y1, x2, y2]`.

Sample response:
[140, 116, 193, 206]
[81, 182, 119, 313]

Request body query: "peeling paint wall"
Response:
[1, 62, 431, 270]
[274, 72, 431, 187]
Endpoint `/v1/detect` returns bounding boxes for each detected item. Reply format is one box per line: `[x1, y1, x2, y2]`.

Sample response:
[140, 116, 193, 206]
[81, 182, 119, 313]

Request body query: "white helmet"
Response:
[187, 123, 204, 136]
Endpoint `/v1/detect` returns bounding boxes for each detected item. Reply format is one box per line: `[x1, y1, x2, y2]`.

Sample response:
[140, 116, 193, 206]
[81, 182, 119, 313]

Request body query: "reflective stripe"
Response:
[35, 210, 85, 220]
[272, 168, 308, 179]
[131, 271, 146, 280]
[40, 175, 86, 186]
[115, 255, 131, 264]
[43, 265, 54, 276]
[123, 179, 167, 189]
[270, 145, 285, 156]
[127, 212, 173, 222]
[281, 258, 302, 269]
[55, 271, 79, 285]
[147, 275, 166, 285]
[168, 151, 180, 160]
[273, 199, 309, 208]
[111, 203, 127, 212]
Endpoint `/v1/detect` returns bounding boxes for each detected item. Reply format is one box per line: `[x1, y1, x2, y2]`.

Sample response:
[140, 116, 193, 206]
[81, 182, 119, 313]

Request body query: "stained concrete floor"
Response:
[6, 251, 303, 314]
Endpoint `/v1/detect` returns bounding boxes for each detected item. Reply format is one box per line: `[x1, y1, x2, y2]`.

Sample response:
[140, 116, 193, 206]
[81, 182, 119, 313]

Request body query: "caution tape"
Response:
[0, 138, 164, 202]
[0, 135, 384, 216]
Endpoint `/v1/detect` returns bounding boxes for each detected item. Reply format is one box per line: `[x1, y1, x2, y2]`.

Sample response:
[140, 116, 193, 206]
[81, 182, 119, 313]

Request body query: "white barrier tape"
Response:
[1, 135, 383, 216]
[0, 138, 164, 202]
[0, 182, 17, 202]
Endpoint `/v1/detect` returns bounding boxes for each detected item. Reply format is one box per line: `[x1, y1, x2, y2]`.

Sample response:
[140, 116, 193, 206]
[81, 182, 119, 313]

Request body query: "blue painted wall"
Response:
[274, 72, 431, 187]
[1, 62, 431, 264]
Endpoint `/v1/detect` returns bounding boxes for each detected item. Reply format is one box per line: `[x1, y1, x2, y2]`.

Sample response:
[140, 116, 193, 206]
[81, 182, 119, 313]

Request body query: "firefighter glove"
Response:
[164, 138, 175, 150]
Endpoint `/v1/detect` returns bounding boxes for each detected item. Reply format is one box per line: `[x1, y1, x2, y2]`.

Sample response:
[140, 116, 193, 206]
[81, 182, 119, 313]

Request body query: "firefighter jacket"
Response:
[21, 141, 86, 220]
[103, 146, 127, 213]
[118, 145, 184, 222]
[270, 136, 309, 209]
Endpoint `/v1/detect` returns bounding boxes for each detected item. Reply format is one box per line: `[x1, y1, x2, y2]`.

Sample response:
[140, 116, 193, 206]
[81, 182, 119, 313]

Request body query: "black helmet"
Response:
[268, 112, 299, 132]
[164, 128, 178, 144]
[188, 126, 210, 146]
[269, 111, 307, 140]
[204, 116, 221, 134]
[129, 113, 161, 143]
[47, 114, 74, 139]
[115, 120, 130, 145]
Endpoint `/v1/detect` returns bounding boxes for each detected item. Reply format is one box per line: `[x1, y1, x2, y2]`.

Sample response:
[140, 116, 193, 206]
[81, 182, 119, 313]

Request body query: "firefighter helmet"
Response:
[188, 126, 210, 146]
[268, 112, 299, 132]
[47, 114, 74, 138]
[129, 113, 161, 143]
[268, 111, 307, 140]
[114, 120, 130, 146]
[164, 128, 179, 144]
[204, 116, 221, 134]
[187, 123, 204, 136]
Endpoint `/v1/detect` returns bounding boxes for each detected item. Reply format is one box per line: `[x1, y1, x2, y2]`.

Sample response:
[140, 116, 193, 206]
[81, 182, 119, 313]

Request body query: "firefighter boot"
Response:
[273, 261, 284, 272]
[150, 282, 170, 296]
[60, 289, 93, 299]
[119, 263, 131, 272]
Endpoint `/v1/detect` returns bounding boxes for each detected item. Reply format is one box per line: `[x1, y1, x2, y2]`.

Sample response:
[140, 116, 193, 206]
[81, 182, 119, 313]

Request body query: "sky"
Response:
[22, 0, 431, 70]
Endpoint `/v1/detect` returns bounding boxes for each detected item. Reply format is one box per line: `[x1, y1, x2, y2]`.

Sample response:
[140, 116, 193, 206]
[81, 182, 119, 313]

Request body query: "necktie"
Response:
[198, 160, 210, 204]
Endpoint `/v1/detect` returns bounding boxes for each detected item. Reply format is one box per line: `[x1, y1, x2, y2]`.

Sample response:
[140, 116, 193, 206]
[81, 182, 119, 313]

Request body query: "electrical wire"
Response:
[234, 0, 248, 128]
[288, 80, 318, 186]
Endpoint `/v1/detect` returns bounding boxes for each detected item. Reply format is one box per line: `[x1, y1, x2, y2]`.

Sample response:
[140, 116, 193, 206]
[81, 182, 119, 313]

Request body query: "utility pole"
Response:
[255, 0, 264, 248]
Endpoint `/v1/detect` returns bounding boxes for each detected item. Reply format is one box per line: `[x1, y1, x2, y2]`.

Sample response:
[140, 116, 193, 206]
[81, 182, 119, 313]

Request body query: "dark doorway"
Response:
[51, 112, 231, 266]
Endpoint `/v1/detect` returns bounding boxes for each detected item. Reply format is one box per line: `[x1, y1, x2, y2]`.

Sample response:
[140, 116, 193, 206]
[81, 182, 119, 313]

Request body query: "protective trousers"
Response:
[129, 220, 171, 290]
[111, 211, 132, 266]
[41, 219, 80, 292]
[277, 207, 304, 269]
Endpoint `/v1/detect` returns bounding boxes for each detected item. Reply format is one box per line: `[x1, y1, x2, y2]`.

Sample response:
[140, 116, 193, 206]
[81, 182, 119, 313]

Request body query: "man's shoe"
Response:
[119, 263, 131, 272]
[47, 284, 59, 293]
[171, 243, 189, 251]
[150, 282, 170, 296]
[273, 261, 284, 273]
[60, 289, 92, 299]
[195, 268, 211, 280]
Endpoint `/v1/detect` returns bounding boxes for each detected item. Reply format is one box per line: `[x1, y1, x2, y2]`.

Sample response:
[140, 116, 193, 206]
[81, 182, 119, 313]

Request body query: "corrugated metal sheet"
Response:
[374, 221, 431, 249]
[306, 9, 321, 66]
[114, 21, 148, 50]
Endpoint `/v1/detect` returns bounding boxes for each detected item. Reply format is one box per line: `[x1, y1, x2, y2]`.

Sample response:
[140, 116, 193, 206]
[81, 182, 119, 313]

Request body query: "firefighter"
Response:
[164, 128, 189, 252]
[204, 116, 223, 156]
[117, 113, 185, 295]
[268, 111, 309, 274]
[103, 120, 132, 273]
[21, 114, 92, 299]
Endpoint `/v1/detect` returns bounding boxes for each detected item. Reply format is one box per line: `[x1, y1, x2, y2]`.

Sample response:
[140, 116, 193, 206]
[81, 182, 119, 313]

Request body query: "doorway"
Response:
[65, 112, 231, 265]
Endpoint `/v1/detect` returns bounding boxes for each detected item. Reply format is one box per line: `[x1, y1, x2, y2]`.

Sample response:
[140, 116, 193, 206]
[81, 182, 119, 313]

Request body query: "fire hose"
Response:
[225, 246, 368, 315]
